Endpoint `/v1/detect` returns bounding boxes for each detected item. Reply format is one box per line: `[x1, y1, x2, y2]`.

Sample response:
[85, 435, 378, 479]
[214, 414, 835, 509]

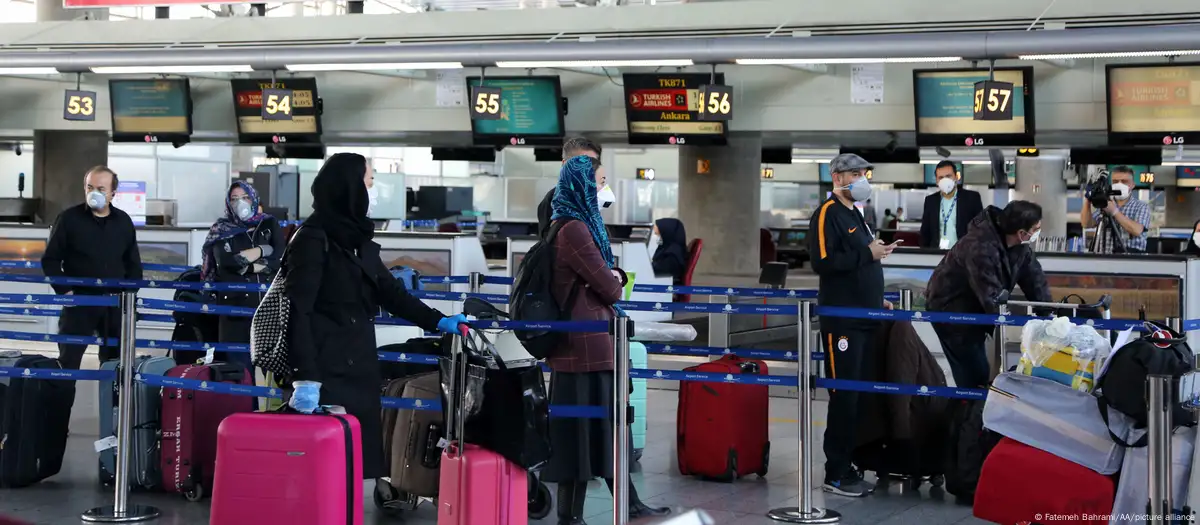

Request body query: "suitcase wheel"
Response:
[757, 442, 770, 477]
[373, 483, 417, 516]
[528, 480, 552, 520]
[928, 474, 944, 487]
[182, 481, 204, 502]
[721, 449, 739, 483]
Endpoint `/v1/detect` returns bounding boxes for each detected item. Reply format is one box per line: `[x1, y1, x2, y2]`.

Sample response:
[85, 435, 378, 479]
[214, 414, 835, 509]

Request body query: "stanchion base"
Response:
[766, 506, 841, 524]
[80, 504, 161, 523]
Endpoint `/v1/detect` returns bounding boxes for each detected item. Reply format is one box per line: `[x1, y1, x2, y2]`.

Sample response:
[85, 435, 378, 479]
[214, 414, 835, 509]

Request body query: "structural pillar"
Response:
[37, 0, 107, 21]
[33, 131, 109, 224]
[677, 132, 763, 279]
[1014, 155, 1067, 238]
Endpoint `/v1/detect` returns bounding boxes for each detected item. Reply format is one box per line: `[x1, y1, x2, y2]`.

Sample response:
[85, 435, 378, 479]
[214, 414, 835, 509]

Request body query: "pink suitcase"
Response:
[436, 443, 527, 525]
[208, 412, 363, 525]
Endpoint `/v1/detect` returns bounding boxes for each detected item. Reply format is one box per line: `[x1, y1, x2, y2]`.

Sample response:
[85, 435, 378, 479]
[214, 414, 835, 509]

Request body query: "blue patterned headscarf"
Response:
[200, 180, 270, 281]
[551, 155, 625, 315]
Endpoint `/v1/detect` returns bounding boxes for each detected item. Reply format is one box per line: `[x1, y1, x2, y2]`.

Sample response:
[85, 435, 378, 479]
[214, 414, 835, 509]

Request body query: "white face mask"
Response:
[648, 232, 661, 246]
[597, 185, 616, 209]
[937, 177, 957, 195]
[366, 185, 379, 217]
[1192, 232, 1200, 247]
[234, 200, 253, 221]
[837, 177, 872, 202]
[86, 191, 107, 210]
[1112, 182, 1131, 200]
[1023, 229, 1041, 245]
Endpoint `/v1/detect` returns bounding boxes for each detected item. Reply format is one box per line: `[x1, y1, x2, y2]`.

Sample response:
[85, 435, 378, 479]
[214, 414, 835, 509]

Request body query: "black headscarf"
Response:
[305, 152, 374, 250]
[1186, 220, 1200, 256]
[651, 218, 689, 283]
[537, 189, 555, 238]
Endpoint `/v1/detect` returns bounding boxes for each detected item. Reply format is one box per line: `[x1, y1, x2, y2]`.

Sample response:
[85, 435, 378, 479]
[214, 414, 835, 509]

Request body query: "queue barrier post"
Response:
[612, 315, 633, 525]
[1147, 374, 1173, 525]
[709, 295, 729, 350]
[81, 291, 161, 523]
[1168, 317, 1182, 334]
[899, 289, 913, 311]
[991, 303, 1009, 382]
[468, 271, 483, 295]
[767, 300, 839, 524]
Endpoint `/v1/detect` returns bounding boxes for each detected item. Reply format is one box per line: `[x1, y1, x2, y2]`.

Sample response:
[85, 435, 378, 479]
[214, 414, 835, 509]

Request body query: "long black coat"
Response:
[284, 226, 444, 479]
[211, 216, 285, 343]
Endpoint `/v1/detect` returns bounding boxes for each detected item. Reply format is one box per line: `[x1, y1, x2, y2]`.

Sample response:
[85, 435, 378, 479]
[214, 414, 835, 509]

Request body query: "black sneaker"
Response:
[823, 473, 875, 498]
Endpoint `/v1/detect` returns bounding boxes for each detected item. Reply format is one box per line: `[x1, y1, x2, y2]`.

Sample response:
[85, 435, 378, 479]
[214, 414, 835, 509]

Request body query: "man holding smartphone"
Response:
[809, 153, 897, 498]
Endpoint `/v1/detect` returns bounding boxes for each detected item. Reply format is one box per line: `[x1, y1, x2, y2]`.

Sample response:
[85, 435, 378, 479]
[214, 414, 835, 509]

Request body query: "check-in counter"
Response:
[885, 248, 1200, 352]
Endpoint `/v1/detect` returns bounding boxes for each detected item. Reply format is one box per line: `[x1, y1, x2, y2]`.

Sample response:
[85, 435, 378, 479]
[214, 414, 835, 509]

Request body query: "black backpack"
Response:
[509, 220, 581, 360]
[170, 266, 219, 364]
[1095, 321, 1196, 447]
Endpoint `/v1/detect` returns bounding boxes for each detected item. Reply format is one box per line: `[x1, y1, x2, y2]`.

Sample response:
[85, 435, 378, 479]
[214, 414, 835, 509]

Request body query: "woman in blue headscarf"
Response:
[202, 180, 284, 372]
[541, 155, 670, 525]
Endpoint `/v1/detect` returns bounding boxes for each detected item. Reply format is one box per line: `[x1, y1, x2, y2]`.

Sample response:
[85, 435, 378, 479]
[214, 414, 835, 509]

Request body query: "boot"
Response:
[556, 481, 588, 525]
[605, 477, 671, 519]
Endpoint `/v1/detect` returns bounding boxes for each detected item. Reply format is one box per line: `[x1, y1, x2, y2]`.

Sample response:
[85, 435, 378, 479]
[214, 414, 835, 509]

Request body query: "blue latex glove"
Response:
[437, 314, 469, 335]
[289, 380, 321, 414]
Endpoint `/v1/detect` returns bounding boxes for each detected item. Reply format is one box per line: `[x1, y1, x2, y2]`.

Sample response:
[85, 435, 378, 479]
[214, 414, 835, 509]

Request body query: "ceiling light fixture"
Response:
[284, 62, 463, 72]
[495, 59, 694, 68]
[91, 65, 254, 74]
[1019, 50, 1200, 60]
[0, 67, 61, 75]
[736, 57, 962, 65]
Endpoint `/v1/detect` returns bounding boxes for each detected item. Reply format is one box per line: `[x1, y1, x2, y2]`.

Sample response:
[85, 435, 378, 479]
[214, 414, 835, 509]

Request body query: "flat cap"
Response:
[829, 153, 874, 173]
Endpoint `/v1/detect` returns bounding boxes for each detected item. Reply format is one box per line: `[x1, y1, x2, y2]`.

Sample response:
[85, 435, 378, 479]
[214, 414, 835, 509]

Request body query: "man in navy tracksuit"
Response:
[809, 154, 899, 497]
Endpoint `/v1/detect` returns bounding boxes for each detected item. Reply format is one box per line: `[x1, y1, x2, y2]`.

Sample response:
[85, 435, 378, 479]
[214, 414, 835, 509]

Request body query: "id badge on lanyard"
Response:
[940, 197, 957, 249]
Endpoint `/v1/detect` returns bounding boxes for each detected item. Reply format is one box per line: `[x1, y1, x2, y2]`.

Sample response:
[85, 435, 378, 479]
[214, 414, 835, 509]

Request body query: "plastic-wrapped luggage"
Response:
[0, 353, 74, 488]
[974, 437, 1114, 525]
[1018, 317, 1111, 392]
[209, 412, 364, 525]
[160, 362, 255, 500]
[1111, 426, 1194, 525]
[983, 372, 1126, 474]
[98, 355, 175, 488]
[630, 341, 648, 453]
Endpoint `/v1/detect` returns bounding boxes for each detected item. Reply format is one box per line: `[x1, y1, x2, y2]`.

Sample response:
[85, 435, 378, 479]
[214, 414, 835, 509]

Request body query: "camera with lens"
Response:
[1085, 174, 1119, 210]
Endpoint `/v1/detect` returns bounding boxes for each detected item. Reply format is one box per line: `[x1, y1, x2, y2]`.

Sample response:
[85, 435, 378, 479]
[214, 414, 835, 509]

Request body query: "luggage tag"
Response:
[202, 347, 215, 365]
[93, 435, 118, 453]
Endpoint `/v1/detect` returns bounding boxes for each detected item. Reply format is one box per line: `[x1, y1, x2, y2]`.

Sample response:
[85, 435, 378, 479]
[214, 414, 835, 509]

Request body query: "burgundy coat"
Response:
[545, 219, 625, 373]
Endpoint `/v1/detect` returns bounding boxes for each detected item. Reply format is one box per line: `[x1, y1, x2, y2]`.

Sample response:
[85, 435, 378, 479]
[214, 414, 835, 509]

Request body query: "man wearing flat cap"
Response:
[808, 153, 899, 498]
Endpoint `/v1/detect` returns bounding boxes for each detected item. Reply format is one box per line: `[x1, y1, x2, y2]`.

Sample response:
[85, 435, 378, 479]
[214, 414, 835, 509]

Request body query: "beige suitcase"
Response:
[381, 372, 443, 498]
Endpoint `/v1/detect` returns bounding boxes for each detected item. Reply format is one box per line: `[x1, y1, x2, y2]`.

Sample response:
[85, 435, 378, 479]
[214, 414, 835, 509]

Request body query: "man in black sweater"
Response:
[42, 166, 142, 370]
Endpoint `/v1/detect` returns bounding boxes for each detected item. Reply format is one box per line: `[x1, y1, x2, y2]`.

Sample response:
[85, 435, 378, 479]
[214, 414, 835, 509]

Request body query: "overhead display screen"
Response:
[231, 78, 321, 145]
[913, 67, 1035, 147]
[622, 73, 727, 146]
[466, 76, 565, 147]
[1107, 64, 1200, 146]
[108, 78, 192, 143]
[1177, 166, 1200, 188]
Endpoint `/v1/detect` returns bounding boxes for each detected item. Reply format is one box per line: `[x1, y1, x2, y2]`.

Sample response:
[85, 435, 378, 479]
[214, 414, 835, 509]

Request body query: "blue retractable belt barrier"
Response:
[136, 297, 254, 317]
[814, 305, 1149, 332]
[0, 293, 117, 307]
[641, 343, 823, 362]
[409, 290, 510, 303]
[0, 261, 192, 273]
[816, 377, 987, 400]
[0, 366, 115, 381]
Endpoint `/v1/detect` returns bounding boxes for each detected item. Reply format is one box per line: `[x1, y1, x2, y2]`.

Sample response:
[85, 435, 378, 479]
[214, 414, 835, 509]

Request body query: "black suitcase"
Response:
[0, 354, 75, 488]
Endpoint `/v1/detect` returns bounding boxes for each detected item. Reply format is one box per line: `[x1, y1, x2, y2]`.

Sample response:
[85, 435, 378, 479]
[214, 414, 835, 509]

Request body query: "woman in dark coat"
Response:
[543, 155, 670, 525]
[649, 218, 688, 284]
[283, 153, 466, 485]
[202, 180, 284, 372]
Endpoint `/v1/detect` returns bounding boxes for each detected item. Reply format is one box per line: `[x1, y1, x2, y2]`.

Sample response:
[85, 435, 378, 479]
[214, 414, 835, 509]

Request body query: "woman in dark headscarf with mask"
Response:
[543, 155, 670, 525]
[649, 218, 689, 285]
[1185, 219, 1200, 256]
[283, 152, 467, 491]
[202, 180, 284, 372]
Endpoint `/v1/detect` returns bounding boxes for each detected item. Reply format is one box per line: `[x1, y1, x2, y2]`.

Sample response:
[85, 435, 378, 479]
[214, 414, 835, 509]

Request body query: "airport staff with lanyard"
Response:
[808, 153, 898, 498]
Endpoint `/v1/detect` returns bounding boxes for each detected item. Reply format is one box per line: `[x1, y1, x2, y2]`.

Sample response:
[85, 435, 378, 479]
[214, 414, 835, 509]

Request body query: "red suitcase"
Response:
[676, 354, 770, 481]
[974, 438, 1115, 525]
[160, 362, 254, 500]
[209, 412, 363, 525]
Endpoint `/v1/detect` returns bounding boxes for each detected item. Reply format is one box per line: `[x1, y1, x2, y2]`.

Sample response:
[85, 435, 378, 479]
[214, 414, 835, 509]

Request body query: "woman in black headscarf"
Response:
[283, 153, 467, 487]
[1185, 219, 1200, 256]
[649, 218, 689, 285]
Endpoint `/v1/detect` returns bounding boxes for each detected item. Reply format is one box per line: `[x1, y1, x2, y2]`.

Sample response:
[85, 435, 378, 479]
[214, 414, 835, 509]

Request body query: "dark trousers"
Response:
[933, 324, 990, 389]
[217, 315, 253, 374]
[57, 306, 121, 370]
[820, 323, 874, 482]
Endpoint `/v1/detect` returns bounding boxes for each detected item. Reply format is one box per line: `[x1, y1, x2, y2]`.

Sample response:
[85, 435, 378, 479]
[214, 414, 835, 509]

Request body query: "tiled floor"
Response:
[1, 354, 990, 525]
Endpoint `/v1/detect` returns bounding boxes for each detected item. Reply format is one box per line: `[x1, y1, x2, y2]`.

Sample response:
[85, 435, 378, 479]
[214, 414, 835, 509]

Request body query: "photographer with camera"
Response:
[1080, 166, 1150, 254]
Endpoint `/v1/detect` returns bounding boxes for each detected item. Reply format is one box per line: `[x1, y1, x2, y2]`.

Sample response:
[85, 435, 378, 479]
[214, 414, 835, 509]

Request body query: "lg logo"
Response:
[1165, 135, 1185, 145]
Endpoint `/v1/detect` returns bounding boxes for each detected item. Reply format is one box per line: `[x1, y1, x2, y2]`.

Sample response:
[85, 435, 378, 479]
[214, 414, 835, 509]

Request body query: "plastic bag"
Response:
[1020, 317, 1073, 367]
[464, 363, 552, 471]
[439, 357, 487, 421]
[632, 322, 698, 342]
